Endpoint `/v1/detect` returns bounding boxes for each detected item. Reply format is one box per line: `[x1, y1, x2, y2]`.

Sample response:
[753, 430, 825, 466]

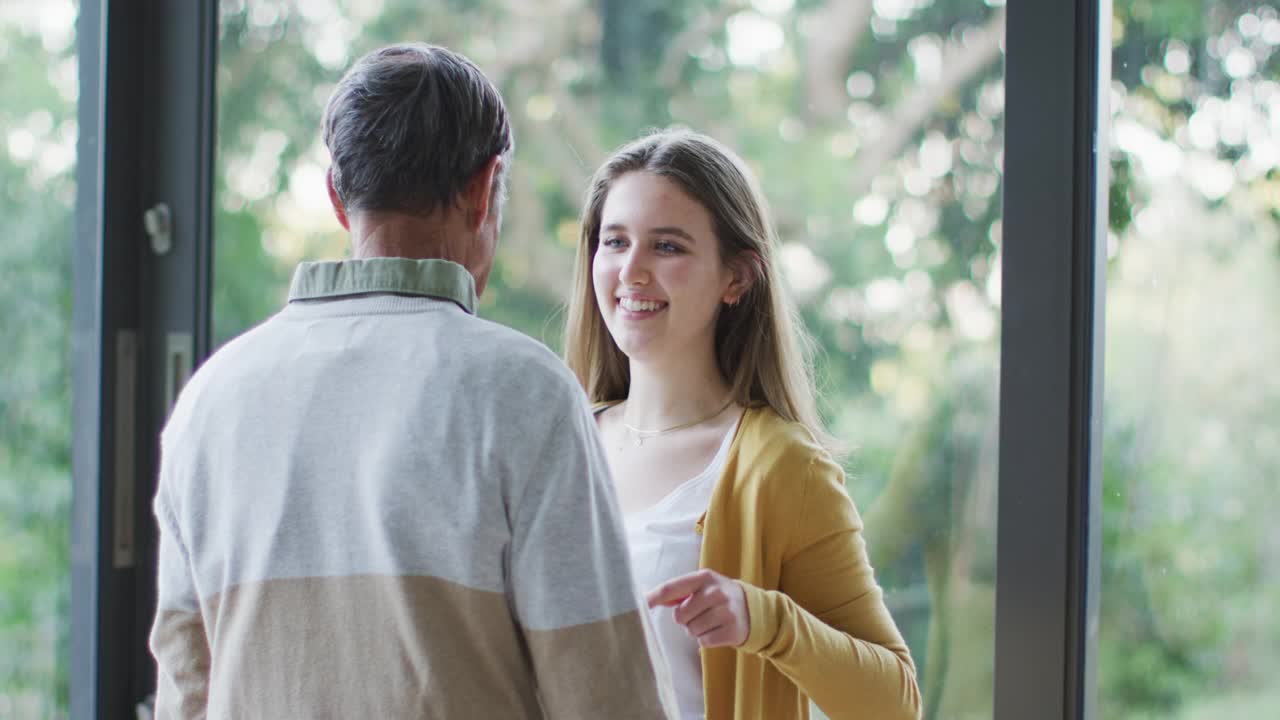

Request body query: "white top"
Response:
[624, 416, 741, 720]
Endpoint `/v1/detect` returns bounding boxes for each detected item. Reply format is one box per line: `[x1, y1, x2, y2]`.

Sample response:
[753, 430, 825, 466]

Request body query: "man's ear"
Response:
[461, 155, 503, 232]
[326, 167, 349, 231]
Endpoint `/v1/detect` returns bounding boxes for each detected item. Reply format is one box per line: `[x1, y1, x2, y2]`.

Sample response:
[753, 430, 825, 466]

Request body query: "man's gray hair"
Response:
[322, 43, 513, 217]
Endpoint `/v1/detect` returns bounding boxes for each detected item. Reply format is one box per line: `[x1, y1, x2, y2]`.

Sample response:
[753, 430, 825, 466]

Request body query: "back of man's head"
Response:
[322, 43, 513, 219]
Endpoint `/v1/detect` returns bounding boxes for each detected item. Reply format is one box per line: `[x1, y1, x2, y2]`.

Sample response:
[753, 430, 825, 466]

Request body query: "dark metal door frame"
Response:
[72, 1, 216, 716]
[995, 0, 1109, 718]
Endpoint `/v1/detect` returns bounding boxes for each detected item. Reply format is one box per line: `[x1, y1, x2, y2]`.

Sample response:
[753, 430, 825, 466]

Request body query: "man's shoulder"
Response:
[160, 313, 285, 441]
[182, 310, 298, 390]
[461, 316, 581, 389]
[463, 314, 557, 359]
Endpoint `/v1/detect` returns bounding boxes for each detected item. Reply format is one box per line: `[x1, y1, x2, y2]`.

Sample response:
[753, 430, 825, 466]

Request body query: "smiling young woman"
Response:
[564, 129, 922, 720]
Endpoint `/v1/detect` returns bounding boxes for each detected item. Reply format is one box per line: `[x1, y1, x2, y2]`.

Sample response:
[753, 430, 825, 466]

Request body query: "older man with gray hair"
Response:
[149, 43, 677, 719]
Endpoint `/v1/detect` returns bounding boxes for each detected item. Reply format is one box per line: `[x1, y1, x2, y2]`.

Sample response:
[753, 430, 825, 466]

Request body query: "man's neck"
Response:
[349, 210, 474, 258]
[347, 209, 493, 294]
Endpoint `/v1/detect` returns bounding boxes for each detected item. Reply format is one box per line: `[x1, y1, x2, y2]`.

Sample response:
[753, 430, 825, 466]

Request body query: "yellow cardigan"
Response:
[695, 406, 922, 720]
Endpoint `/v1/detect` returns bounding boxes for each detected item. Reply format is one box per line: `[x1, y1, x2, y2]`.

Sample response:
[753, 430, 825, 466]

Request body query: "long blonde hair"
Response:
[564, 129, 832, 447]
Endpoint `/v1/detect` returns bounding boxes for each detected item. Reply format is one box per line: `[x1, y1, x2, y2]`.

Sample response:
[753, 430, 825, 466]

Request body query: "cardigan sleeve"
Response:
[737, 452, 922, 720]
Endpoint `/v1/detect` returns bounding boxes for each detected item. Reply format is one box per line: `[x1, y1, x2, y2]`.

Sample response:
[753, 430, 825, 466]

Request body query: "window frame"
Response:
[72, 1, 217, 716]
[71, 0, 1108, 716]
[995, 0, 1109, 717]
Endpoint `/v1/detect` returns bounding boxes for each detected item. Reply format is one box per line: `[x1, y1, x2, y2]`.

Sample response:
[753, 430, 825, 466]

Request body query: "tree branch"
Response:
[500, 147, 577, 302]
[849, 9, 1006, 198]
[657, 2, 750, 89]
[548, 83, 606, 189]
[495, 85, 595, 301]
[802, 0, 875, 122]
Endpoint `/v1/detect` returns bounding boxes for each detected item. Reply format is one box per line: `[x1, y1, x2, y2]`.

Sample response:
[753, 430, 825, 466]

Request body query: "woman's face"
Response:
[592, 171, 738, 364]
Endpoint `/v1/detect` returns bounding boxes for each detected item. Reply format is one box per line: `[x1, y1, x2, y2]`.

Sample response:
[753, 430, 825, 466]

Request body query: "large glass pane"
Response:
[0, 2, 78, 717]
[1103, 1, 1280, 717]
[214, 2, 1005, 716]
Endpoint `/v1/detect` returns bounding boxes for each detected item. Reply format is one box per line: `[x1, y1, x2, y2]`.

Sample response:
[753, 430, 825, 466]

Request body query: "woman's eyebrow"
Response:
[649, 226, 696, 242]
[602, 223, 697, 243]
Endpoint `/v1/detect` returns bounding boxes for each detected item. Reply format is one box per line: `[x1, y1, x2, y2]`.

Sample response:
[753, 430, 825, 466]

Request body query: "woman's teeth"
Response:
[619, 297, 665, 312]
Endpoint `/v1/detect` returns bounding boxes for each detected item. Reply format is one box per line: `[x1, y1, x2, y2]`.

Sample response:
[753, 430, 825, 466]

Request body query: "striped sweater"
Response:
[150, 258, 677, 719]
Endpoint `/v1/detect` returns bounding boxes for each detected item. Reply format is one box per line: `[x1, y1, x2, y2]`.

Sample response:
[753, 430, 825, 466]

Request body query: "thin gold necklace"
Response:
[621, 399, 734, 447]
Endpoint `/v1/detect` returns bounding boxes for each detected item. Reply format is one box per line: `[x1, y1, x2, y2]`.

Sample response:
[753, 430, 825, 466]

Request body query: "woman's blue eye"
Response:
[656, 241, 682, 253]
[602, 236, 626, 248]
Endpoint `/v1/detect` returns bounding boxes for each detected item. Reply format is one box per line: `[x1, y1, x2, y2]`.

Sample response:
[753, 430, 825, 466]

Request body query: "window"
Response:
[67, 0, 1135, 716]
[1101, 2, 1280, 716]
[214, 2, 1006, 716]
[0, 1, 78, 716]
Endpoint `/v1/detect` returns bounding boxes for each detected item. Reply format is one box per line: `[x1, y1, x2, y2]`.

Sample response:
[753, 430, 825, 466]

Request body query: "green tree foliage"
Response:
[0, 4, 77, 716]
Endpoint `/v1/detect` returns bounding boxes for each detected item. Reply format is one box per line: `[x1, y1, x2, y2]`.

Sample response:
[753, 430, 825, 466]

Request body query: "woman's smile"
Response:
[617, 294, 669, 317]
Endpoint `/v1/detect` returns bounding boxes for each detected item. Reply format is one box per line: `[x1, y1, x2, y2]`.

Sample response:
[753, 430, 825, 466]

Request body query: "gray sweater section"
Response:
[157, 292, 642, 630]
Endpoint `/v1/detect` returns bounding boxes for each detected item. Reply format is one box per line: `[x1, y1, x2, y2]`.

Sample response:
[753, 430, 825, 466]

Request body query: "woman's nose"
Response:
[618, 248, 650, 286]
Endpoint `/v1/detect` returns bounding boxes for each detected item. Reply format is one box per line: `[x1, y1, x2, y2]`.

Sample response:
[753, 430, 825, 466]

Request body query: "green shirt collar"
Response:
[287, 257, 477, 314]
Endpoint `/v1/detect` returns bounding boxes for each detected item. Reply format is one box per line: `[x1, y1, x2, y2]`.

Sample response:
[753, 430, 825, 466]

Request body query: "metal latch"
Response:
[143, 203, 172, 255]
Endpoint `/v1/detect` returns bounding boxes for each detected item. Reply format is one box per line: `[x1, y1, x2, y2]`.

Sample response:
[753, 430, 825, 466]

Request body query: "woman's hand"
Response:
[647, 569, 750, 648]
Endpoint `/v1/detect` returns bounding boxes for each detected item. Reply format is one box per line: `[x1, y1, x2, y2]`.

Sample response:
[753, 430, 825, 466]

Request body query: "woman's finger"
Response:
[647, 570, 713, 608]
[671, 587, 719, 626]
[683, 605, 729, 638]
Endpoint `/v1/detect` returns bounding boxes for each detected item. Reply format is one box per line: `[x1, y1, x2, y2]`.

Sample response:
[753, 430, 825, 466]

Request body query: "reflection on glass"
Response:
[0, 1, 78, 717]
[1104, 1, 1280, 717]
[214, 2, 1005, 717]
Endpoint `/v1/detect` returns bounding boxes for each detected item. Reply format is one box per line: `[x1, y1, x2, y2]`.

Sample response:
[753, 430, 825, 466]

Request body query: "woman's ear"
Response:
[723, 251, 761, 304]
